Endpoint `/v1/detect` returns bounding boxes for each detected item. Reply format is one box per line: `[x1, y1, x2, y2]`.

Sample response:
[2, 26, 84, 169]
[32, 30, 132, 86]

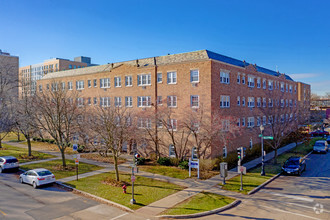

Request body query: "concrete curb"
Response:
[56, 181, 134, 213]
[156, 199, 241, 219]
[247, 173, 281, 195]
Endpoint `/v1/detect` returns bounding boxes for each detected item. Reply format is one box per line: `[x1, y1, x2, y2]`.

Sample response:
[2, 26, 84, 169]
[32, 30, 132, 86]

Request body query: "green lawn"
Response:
[139, 165, 196, 179]
[0, 143, 55, 163]
[66, 172, 185, 210]
[1, 132, 26, 142]
[20, 159, 102, 179]
[162, 192, 235, 215]
[221, 138, 322, 194]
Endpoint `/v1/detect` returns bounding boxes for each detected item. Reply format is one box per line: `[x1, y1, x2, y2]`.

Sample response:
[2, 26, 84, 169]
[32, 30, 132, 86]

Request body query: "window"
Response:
[263, 116, 267, 125]
[263, 98, 266, 107]
[113, 97, 121, 107]
[242, 118, 245, 127]
[125, 75, 133, 86]
[286, 84, 288, 92]
[157, 96, 163, 105]
[137, 96, 151, 107]
[191, 95, 199, 108]
[157, 119, 163, 128]
[242, 75, 246, 84]
[280, 83, 284, 92]
[268, 116, 273, 124]
[268, 98, 273, 107]
[88, 97, 91, 105]
[93, 79, 97, 87]
[281, 99, 284, 107]
[100, 97, 111, 107]
[167, 71, 177, 84]
[114, 77, 121, 87]
[169, 145, 176, 157]
[168, 119, 177, 130]
[223, 146, 227, 158]
[286, 99, 288, 107]
[237, 96, 240, 106]
[248, 76, 254, 87]
[294, 86, 297, 93]
[138, 74, 151, 86]
[125, 96, 132, 107]
[289, 85, 292, 93]
[242, 97, 245, 106]
[222, 120, 230, 131]
[76, 80, 84, 90]
[220, 71, 230, 84]
[237, 118, 240, 127]
[93, 97, 97, 105]
[268, 80, 273, 90]
[46, 84, 49, 90]
[220, 95, 230, 108]
[157, 73, 162, 83]
[88, 80, 91, 88]
[250, 138, 253, 148]
[77, 98, 84, 106]
[248, 97, 255, 107]
[61, 82, 65, 91]
[257, 78, 261, 88]
[237, 74, 240, 84]
[39, 85, 42, 92]
[257, 97, 261, 107]
[248, 117, 254, 127]
[138, 118, 152, 129]
[51, 83, 58, 91]
[190, 69, 199, 82]
[74, 65, 76, 69]
[69, 64, 72, 69]
[263, 79, 266, 89]
[100, 78, 110, 88]
[167, 96, 177, 107]
[257, 117, 261, 126]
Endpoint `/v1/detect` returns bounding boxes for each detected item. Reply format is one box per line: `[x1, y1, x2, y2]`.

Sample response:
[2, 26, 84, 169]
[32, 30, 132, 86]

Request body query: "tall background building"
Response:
[0, 49, 19, 101]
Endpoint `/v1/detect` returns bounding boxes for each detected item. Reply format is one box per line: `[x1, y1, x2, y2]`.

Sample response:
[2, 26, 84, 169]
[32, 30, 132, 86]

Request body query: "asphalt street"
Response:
[198, 151, 330, 220]
[0, 172, 147, 220]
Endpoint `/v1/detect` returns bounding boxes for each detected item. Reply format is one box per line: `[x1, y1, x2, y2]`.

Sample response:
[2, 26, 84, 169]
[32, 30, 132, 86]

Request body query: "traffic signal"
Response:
[242, 147, 246, 159]
[237, 148, 241, 159]
[134, 153, 140, 159]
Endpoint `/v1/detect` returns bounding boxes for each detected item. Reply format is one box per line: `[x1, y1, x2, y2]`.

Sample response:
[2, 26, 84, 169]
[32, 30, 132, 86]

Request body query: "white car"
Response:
[0, 156, 19, 173]
[19, 168, 56, 188]
[313, 140, 328, 154]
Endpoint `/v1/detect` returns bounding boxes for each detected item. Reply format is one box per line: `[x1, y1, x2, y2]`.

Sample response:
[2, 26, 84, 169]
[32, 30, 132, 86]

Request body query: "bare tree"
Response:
[84, 105, 136, 181]
[34, 80, 82, 167]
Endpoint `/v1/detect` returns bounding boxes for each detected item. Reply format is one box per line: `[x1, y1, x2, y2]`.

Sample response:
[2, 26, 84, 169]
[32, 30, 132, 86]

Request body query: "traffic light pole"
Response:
[261, 131, 265, 176]
[239, 157, 243, 191]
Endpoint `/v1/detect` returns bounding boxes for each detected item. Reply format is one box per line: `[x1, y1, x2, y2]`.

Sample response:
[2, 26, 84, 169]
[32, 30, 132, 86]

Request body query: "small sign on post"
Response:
[237, 165, 246, 174]
[73, 144, 78, 151]
[189, 158, 200, 179]
[263, 136, 274, 140]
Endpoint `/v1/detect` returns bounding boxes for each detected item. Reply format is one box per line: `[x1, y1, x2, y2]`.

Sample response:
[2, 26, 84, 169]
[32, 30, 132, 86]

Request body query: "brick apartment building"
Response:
[37, 50, 310, 158]
[19, 56, 96, 96]
[0, 49, 19, 100]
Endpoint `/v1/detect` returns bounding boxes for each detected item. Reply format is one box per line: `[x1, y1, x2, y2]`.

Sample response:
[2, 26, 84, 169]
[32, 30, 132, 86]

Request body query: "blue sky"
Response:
[1, 0, 329, 95]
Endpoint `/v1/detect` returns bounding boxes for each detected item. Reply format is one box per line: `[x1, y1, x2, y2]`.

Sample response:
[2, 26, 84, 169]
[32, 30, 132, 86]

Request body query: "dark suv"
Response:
[0, 156, 19, 173]
[282, 156, 306, 176]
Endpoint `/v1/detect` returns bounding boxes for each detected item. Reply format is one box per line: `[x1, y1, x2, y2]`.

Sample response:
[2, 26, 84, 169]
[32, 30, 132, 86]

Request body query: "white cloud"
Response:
[289, 73, 320, 80]
[310, 80, 330, 95]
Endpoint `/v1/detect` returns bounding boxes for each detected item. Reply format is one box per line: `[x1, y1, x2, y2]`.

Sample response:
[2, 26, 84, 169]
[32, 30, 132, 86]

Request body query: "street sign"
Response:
[263, 136, 274, 140]
[131, 175, 136, 182]
[238, 166, 246, 174]
[190, 161, 199, 168]
[75, 159, 79, 165]
[76, 154, 80, 160]
[258, 134, 263, 137]
[73, 144, 78, 151]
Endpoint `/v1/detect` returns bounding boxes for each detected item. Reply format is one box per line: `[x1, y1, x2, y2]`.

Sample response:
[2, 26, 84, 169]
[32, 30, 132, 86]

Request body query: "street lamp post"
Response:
[260, 125, 265, 176]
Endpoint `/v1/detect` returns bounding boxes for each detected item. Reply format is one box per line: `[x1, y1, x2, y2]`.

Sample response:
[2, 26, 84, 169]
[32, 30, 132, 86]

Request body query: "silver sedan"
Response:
[19, 168, 56, 188]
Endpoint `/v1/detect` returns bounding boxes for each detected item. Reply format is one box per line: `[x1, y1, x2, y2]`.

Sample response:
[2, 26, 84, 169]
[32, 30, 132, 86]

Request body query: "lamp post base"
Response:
[130, 199, 136, 204]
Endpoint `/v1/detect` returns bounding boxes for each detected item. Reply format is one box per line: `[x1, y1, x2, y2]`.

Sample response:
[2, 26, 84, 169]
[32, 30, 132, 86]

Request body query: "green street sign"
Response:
[258, 134, 263, 137]
[263, 136, 274, 140]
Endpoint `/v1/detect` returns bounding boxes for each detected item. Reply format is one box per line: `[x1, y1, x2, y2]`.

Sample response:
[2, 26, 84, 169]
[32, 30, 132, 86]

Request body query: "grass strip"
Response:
[20, 159, 102, 179]
[162, 192, 235, 215]
[66, 172, 185, 210]
[0, 143, 55, 163]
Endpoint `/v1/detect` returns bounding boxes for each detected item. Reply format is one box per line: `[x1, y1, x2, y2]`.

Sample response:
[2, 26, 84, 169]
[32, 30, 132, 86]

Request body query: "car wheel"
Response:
[0, 167, 2, 173]
[33, 182, 37, 189]
[19, 177, 24, 184]
[298, 170, 302, 176]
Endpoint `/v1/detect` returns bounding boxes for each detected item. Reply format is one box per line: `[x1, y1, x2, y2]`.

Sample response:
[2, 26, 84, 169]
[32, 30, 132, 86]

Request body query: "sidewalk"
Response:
[4, 140, 299, 217]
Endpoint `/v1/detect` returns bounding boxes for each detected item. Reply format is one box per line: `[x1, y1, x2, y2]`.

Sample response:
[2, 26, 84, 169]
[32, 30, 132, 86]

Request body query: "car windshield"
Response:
[285, 160, 299, 166]
[314, 143, 325, 146]
[37, 171, 52, 176]
[6, 158, 18, 163]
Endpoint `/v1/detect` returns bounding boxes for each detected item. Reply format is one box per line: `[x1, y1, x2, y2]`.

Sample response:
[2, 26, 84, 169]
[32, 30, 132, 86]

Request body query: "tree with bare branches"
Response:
[34, 80, 83, 167]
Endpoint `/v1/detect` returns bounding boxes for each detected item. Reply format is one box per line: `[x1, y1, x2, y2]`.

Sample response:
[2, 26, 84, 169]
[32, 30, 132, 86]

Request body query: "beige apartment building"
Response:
[0, 49, 19, 100]
[38, 50, 310, 158]
[19, 56, 95, 96]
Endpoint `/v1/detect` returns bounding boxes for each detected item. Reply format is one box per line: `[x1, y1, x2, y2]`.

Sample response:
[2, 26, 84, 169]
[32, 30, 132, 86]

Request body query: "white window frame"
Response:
[167, 95, 177, 108]
[137, 96, 151, 107]
[125, 96, 132, 107]
[76, 80, 84, 90]
[114, 97, 122, 107]
[138, 74, 151, 86]
[190, 69, 199, 83]
[247, 117, 255, 128]
[114, 77, 121, 87]
[167, 71, 177, 84]
[100, 78, 110, 88]
[191, 95, 199, 108]
[220, 95, 230, 108]
[220, 71, 230, 84]
[157, 73, 162, 83]
[237, 96, 240, 106]
[263, 79, 266, 89]
[257, 78, 261, 88]
[125, 75, 133, 87]
[248, 76, 255, 87]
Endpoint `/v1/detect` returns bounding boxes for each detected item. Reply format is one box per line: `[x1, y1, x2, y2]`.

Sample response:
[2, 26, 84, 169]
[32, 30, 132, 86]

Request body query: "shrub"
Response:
[36, 137, 42, 142]
[178, 160, 189, 170]
[137, 157, 146, 165]
[200, 159, 217, 172]
[170, 157, 180, 166]
[77, 145, 85, 153]
[32, 137, 37, 141]
[49, 139, 55, 144]
[157, 157, 172, 166]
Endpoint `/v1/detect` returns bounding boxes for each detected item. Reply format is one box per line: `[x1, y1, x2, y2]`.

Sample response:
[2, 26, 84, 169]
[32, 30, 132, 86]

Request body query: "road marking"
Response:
[264, 191, 314, 202]
[0, 209, 7, 216]
[260, 205, 321, 220]
[110, 213, 128, 220]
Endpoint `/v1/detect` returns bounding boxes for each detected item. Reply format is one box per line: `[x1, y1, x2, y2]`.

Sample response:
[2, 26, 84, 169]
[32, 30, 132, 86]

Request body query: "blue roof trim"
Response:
[206, 50, 294, 81]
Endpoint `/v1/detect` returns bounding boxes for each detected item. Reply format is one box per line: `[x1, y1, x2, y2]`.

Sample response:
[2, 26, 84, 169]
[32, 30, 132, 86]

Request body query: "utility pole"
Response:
[260, 125, 265, 176]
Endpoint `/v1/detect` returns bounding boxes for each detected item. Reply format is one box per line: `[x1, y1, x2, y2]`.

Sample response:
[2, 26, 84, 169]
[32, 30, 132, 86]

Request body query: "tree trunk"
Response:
[113, 151, 120, 181]
[27, 136, 32, 157]
[60, 147, 66, 167]
[17, 132, 20, 142]
[0, 137, 2, 148]
[273, 148, 278, 164]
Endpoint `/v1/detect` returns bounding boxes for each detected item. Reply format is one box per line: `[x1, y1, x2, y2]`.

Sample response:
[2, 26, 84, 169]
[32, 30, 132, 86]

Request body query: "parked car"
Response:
[282, 156, 306, 176]
[0, 156, 19, 173]
[313, 140, 328, 154]
[310, 130, 329, 137]
[326, 136, 330, 145]
[19, 168, 56, 188]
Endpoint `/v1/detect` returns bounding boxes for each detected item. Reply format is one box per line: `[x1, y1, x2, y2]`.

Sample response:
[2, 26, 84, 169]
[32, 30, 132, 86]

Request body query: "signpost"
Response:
[189, 158, 200, 179]
[72, 144, 78, 151]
